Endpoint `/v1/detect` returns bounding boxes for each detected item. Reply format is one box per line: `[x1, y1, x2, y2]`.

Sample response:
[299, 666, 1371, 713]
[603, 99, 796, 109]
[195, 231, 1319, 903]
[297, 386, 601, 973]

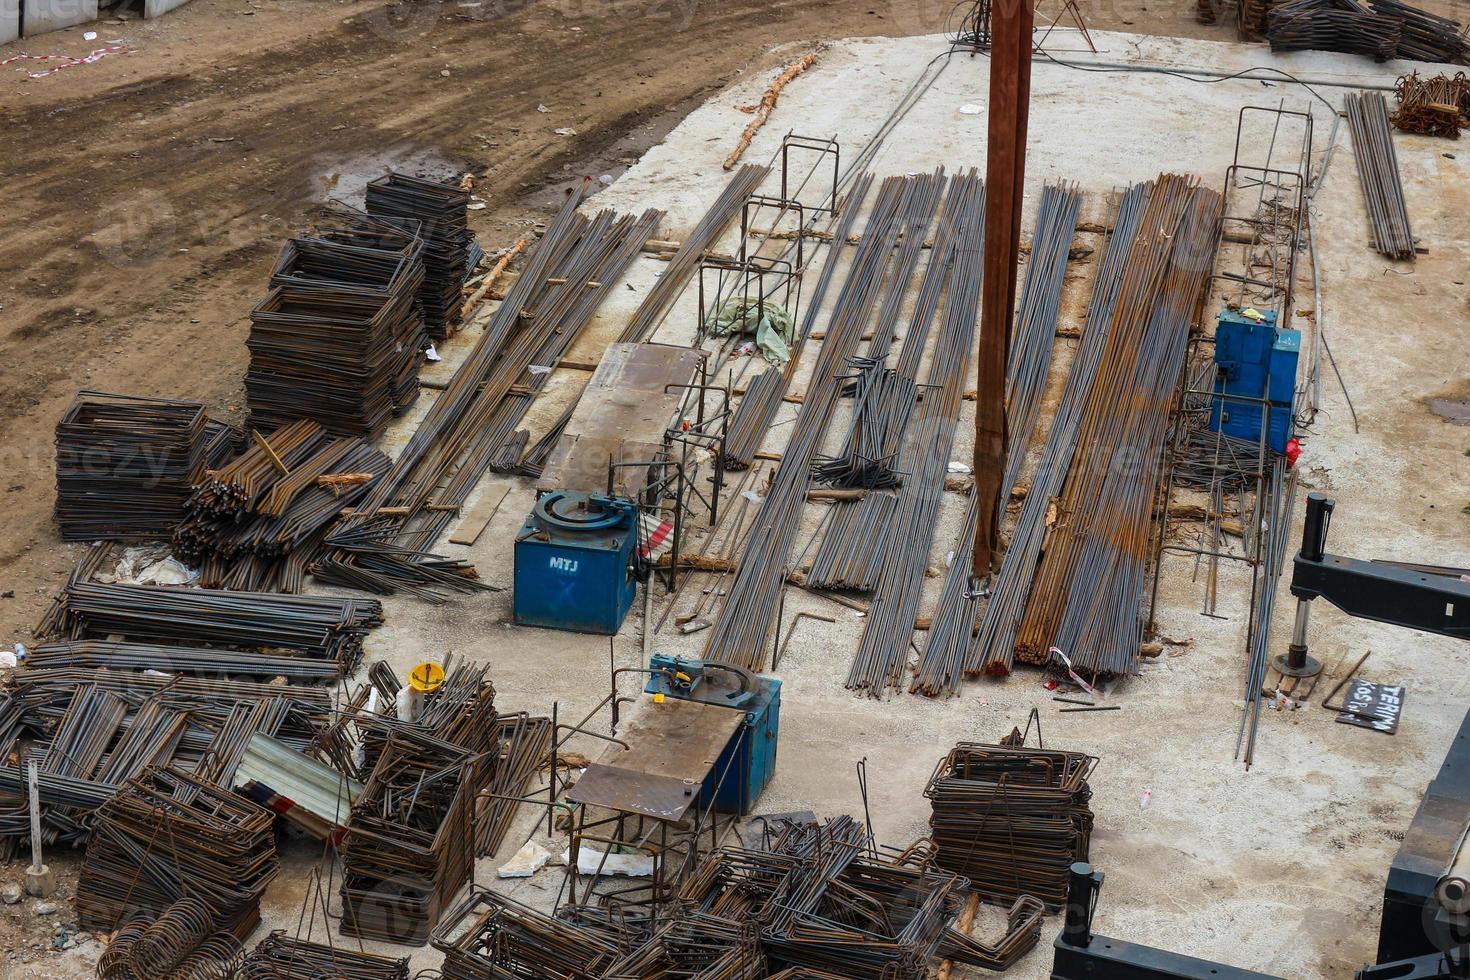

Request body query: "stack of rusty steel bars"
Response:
[474, 712, 553, 856]
[364, 172, 475, 342]
[845, 172, 985, 695]
[469, 207, 664, 478]
[1265, 0, 1402, 60]
[39, 579, 382, 677]
[805, 170, 960, 591]
[912, 182, 1081, 698]
[433, 889, 622, 980]
[966, 178, 1199, 678]
[269, 203, 429, 414]
[235, 931, 410, 980]
[702, 175, 914, 670]
[315, 186, 662, 599]
[1010, 177, 1220, 678]
[54, 391, 234, 542]
[924, 742, 1096, 911]
[172, 418, 390, 593]
[1346, 91, 1417, 260]
[77, 766, 279, 937]
[620, 164, 768, 344]
[723, 175, 875, 471]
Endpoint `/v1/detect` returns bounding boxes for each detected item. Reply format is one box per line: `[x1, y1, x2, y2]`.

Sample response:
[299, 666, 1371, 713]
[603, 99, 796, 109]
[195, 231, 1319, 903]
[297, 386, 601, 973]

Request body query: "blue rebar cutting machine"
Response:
[645, 654, 781, 815]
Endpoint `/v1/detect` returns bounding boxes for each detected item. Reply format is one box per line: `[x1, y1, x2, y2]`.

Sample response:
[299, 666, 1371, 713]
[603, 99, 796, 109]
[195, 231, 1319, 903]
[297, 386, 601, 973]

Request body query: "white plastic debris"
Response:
[498, 840, 552, 878]
[598, 174, 613, 186]
[563, 846, 655, 877]
[83, 31, 97, 40]
[0, 652, 16, 669]
[528, 364, 552, 375]
[554, 127, 577, 136]
[959, 104, 983, 115]
[947, 461, 972, 475]
[426, 344, 442, 362]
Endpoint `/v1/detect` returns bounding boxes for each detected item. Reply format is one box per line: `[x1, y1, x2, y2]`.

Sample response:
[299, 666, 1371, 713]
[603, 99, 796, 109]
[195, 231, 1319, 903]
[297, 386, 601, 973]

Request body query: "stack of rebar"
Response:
[1266, 0, 1401, 59]
[245, 283, 408, 439]
[236, 931, 410, 980]
[365, 172, 474, 341]
[269, 204, 429, 414]
[845, 171, 984, 695]
[620, 164, 767, 344]
[1348, 91, 1418, 260]
[704, 174, 920, 670]
[41, 579, 382, 676]
[913, 183, 1082, 698]
[924, 743, 1096, 910]
[433, 890, 622, 980]
[315, 186, 663, 599]
[812, 357, 916, 490]
[54, 392, 225, 542]
[340, 725, 489, 945]
[77, 767, 278, 936]
[1391, 70, 1470, 137]
[722, 176, 875, 472]
[804, 169, 955, 593]
[172, 418, 390, 592]
[1264, 0, 1468, 62]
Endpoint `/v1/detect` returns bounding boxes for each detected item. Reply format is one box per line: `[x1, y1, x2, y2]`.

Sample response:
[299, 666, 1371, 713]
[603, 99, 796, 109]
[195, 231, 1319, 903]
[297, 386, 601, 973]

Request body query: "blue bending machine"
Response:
[1209, 307, 1300, 455]
[513, 490, 640, 635]
[645, 654, 781, 815]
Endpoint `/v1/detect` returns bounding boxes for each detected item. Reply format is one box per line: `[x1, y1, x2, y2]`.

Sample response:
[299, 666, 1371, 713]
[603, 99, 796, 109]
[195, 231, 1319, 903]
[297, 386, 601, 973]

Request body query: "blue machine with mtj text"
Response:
[513, 490, 639, 635]
[645, 654, 781, 815]
[1209, 307, 1300, 455]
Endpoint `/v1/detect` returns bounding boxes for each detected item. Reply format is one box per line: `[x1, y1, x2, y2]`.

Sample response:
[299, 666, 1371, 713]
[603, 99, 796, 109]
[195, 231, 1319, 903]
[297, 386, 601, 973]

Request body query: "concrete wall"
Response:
[21, 0, 98, 37]
[0, 0, 20, 45]
[143, 0, 191, 18]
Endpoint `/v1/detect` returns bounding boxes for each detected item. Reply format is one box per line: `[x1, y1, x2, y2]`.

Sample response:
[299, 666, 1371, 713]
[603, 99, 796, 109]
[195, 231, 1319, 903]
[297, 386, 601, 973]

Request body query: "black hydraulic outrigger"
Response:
[1051, 495, 1470, 980]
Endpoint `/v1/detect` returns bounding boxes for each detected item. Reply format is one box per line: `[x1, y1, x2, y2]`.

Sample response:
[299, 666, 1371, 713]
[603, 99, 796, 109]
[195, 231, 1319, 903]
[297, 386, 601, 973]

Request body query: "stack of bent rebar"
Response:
[365, 172, 475, 342]
[54, 391, 237, 542]
[171, 418, 390, 592]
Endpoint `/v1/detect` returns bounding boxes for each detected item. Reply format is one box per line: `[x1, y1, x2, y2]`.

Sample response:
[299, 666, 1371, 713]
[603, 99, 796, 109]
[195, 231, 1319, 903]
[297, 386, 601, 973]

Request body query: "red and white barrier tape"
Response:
[2, 43, 130, 79]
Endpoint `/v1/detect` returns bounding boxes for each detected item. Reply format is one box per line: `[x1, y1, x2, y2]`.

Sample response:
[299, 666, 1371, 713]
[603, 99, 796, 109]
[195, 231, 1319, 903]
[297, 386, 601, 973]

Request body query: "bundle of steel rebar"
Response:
[1266, 0, 1401, 60]
[340, 726, 483, 945]
[1011, 178, 1220, 678]
[1237, 459, 1298, 768]
[365, 172, 475, 341]
[620, 164, 768, 344]
[722, 176, 875, 472]
[506, 401, 576, 479]
[271, 203, 429, 413]
[96, 896, 246, 980]
[1348, 91, 1418, 260]
[77, 766, 278, 936]
[172, 419, 390, 592]
[846, 171, 984, 695]
[812, 357, 916, 490]
[474, 712, 552, 856]
[41, 580, 382, 676]
[245, 282, 410, 439]
[25, 639, 342, 683]
[1265, 0, 1467, 62]
[54, 391, 214, 542]
[911, 185, 1081, 698]
[315, 187, 662, 599]
[1371, 0, 1470, 62]
[804, 170, 958, 592]
[433, 889, 622, 980]
[1391, 70, 1470, 137]
[924, 743, 1096, 910]
[703, 175, 917, 670]
[966, 185, 1150, 677]
[235, 931, 410, 980]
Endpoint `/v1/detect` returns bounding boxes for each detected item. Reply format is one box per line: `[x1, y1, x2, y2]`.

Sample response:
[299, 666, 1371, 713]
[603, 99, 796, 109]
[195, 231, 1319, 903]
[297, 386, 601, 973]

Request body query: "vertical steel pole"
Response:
[27, 760, 43, 873]
[974, 0, 1034, 578]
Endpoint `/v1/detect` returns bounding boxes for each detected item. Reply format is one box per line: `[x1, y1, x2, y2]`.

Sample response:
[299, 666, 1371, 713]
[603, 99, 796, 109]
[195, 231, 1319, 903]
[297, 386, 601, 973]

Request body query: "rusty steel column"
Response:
[973, 0, 1033, 578]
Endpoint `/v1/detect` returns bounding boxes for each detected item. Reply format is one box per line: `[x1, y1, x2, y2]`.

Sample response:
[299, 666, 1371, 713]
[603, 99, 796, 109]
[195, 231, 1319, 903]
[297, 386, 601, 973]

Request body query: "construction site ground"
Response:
[3, 3, 1469, 980]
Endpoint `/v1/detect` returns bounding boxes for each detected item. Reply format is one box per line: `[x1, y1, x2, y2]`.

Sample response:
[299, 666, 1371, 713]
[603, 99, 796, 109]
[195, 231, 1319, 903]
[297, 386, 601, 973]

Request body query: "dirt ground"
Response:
[0, 0, 1237, 645]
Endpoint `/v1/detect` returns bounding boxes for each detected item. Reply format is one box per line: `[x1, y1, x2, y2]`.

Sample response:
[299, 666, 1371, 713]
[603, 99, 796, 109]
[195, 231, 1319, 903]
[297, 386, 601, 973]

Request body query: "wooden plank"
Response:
[449, 483, 511, 546]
